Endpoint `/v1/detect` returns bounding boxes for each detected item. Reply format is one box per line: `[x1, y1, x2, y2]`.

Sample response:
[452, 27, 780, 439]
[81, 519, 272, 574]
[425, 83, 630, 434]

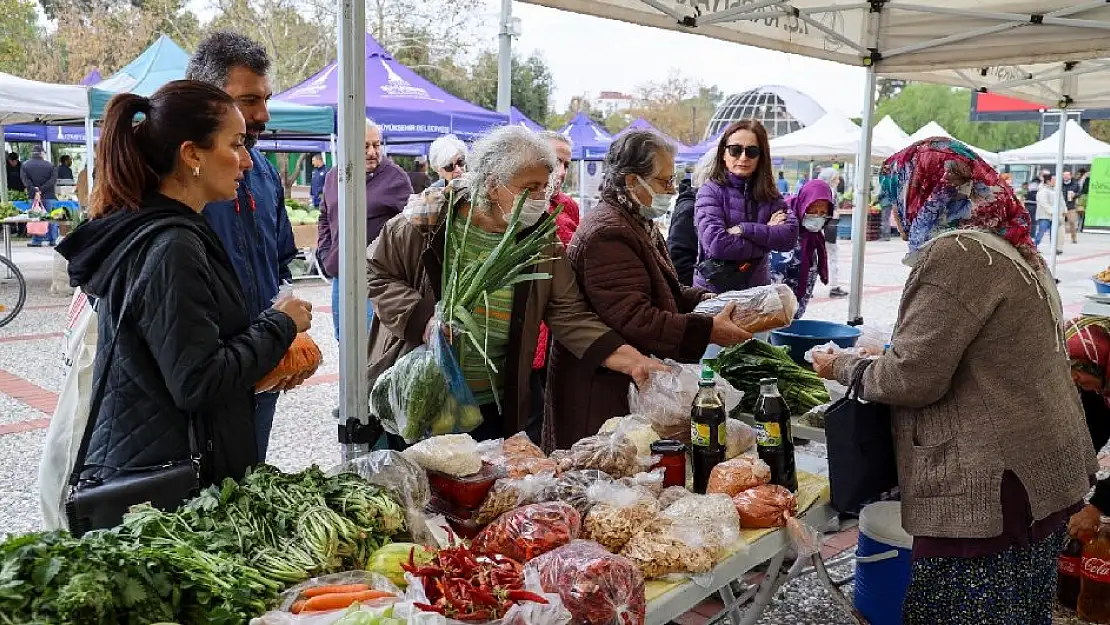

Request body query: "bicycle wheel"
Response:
[0, 255, 27, 329]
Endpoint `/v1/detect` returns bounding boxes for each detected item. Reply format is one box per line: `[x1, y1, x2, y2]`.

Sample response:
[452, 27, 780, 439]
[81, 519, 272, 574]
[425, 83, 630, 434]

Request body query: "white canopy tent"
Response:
[873, 115, 909, 146]
[508, 0, 1110, 323]
[905, 121, 1001, 165]
[0, 72, 89, 202]
[999, 119, 1110, 164]
[770, 112, 902, 160]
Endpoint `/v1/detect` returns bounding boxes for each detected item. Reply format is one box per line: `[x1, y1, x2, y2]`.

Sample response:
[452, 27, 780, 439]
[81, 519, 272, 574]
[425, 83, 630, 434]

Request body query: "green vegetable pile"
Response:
[0, 465, 408, 624]
[710, 340, 831, 417]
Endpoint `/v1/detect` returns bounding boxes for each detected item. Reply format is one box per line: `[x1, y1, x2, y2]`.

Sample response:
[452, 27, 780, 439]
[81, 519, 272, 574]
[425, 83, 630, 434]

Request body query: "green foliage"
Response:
[0, 0, 39, 74]
[469, 51, 555, 126]
[874, 83, 1039, 152]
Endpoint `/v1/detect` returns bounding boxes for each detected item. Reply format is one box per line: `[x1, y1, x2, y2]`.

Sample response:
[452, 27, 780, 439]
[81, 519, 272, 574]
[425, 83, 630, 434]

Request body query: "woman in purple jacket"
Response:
[694, 120, 798, 292]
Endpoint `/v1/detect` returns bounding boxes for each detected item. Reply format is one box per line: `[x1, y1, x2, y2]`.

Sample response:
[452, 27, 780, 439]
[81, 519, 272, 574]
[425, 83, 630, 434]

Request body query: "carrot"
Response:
[290, 599, 307, 614]
[302, 590, 396, 612]
[300, 584, 371, 599]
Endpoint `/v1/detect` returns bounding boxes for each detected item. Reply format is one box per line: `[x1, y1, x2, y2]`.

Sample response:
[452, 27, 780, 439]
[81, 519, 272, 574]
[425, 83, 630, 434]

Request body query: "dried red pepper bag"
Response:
[471, 501, 581, 562]
[527, 540, 646, 625]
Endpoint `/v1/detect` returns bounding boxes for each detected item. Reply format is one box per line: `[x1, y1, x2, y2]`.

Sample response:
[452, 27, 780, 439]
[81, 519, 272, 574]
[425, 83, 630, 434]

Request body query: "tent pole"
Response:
[496, 0, 513, 114]
[848, 65, 877, 326]
[0, 126, 7, 204]
[83, 117, 95, 204]
[1049, 111, 1068, 277]
[578, 160, 586, 211]
[336, 0, 369, 458]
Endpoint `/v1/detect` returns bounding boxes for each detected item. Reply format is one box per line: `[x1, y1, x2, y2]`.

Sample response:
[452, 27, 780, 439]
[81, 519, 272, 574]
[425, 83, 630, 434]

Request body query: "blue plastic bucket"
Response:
[1094, 279, 1110, 294]
[854, 501, 913, 625]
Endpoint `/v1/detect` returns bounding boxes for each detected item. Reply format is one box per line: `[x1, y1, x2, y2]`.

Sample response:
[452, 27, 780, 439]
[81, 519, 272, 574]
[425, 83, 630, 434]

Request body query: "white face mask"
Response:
[635, 176, 674, 220]
[518, 198, 548, 228]
[802, 215, 826, 232]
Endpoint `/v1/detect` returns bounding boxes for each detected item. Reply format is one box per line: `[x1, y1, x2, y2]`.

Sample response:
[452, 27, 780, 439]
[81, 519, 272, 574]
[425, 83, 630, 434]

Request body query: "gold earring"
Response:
[193, 166, 200, 177]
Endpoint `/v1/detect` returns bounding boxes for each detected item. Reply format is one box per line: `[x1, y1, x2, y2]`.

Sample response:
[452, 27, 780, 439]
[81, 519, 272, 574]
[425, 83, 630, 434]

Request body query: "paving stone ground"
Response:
[1, 231, 1107, 624]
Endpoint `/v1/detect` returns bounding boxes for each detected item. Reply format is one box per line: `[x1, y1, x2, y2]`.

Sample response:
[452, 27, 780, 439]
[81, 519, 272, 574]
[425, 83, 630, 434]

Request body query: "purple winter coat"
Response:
[693, 175, 797, 290]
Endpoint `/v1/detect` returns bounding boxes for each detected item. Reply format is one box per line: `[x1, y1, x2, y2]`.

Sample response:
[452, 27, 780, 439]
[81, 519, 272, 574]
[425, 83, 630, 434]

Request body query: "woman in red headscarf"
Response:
[1065, 316, 1110, 541]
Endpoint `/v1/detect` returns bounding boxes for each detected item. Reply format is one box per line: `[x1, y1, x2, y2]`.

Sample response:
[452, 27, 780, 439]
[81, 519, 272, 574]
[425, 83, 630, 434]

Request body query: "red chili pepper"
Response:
[411, 565, 445, 577]
[454, 609, 493, 621]
[470, 587, 499, 606]
[414, 603, 445, 614]
[505, 590, 549, 604]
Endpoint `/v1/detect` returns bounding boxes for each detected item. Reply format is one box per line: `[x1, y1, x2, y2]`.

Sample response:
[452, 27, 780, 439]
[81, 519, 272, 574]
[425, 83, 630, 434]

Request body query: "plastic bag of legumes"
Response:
[527, 540, 646, 625]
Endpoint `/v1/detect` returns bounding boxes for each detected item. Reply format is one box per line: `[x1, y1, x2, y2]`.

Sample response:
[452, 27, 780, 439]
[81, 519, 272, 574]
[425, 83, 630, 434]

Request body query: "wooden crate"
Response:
[292, 224, 317, 249]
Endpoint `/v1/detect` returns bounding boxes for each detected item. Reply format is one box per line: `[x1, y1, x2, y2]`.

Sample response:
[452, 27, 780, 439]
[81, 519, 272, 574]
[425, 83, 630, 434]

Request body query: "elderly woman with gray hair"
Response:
[428, 134, 468, 187]
[366, 125, 665, 447]
[547, 131, 751, 449]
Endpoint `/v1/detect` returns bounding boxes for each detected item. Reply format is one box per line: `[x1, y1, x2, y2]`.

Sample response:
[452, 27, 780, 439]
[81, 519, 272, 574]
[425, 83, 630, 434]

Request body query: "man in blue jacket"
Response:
[187, 31, 302, 461]
[310, 154, 327, 209]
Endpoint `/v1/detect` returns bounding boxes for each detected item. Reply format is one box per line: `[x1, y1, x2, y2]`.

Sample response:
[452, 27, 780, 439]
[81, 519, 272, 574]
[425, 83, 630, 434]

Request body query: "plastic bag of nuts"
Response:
[568, 430, 640, 479]
[618, 469, 665, 500]
[475, 473, 558, 525]
[663, 493, 743, 559]
[619, 517, 715, 580]
[540, 469, 614, 516]
[582, 482, 661, 552]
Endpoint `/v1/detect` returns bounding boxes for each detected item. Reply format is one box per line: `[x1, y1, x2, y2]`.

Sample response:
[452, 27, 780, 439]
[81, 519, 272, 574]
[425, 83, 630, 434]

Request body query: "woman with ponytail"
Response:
[56, 80, 314, 527]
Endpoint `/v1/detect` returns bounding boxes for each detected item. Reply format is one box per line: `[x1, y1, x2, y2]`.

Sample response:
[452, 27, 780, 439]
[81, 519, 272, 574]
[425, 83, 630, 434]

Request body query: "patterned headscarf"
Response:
[878, 138, 1041, 269]
[1066, 316, 1110, 406]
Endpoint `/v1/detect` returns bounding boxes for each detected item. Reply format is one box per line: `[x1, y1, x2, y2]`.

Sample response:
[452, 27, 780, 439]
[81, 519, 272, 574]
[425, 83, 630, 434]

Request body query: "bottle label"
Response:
[755, 422, 782, 447]
[1059, 555, 1081, 576]
[691, 422, 727, 447]
[1082, 556, 1110, 583]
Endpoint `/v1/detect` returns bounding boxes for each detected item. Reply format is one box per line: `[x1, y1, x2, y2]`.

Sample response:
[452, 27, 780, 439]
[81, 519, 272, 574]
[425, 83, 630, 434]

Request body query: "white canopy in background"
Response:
[999, 119, 1110, 164]
[906, 121, 1001, 165]
[874, 115, 909, 143]
[0, 72, 88, 124]
[770, 112, 902, 161]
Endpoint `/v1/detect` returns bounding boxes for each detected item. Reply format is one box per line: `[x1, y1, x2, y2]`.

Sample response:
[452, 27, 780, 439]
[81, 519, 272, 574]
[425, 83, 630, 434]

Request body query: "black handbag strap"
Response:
[67, 221, 200, 488]
[845, 359, 873, 401]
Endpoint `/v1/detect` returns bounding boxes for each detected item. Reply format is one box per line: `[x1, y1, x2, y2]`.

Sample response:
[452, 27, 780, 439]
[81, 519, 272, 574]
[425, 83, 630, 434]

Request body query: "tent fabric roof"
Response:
[905, 121, 1000, 165]
[999, 119, 1110, 164]
[511, 107, 544, 131]
[677, 132, 722, 162]
[277, 33, 505, 142]
[88, 35, 333, 134]
[0, 72, 88, 124]
[769, 112, 902, 161]
[517, 1, 1110, 72]
[559, 112, 613, 160]
[875, 115, 909, 141]
[616, 117, 685, 148]
[889, 59, 1110, 110]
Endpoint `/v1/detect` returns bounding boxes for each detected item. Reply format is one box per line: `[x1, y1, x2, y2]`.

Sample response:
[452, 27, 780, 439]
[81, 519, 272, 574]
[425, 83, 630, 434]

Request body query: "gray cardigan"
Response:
[832, 235, 1094, 539]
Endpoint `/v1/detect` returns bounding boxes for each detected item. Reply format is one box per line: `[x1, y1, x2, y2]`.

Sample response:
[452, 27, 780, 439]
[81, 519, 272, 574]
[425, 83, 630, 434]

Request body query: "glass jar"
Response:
[651, 440, 687, 488]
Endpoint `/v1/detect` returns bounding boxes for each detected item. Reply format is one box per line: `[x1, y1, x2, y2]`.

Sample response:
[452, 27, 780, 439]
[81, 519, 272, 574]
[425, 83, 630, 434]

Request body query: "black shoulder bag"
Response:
[823, 359, 899, 515]
[65, 232, 203, 536]
[695, 188, 758, 291]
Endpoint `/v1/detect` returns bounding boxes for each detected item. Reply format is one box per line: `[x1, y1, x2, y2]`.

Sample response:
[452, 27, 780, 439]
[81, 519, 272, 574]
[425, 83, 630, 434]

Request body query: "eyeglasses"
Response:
[443, 158, 466, 173]
[725, 144, 762, 159]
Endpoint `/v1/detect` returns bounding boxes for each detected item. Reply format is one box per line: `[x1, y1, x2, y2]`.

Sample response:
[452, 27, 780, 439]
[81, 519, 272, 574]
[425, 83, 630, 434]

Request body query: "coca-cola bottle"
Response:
[1079, 518, 1110, 622]
[1060, 535, 1084, 610]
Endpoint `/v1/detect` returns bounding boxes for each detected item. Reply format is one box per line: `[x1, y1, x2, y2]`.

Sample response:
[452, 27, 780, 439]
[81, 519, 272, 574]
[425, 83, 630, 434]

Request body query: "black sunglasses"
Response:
[725, 144, 762, 159]
[442, 158, 466, 173]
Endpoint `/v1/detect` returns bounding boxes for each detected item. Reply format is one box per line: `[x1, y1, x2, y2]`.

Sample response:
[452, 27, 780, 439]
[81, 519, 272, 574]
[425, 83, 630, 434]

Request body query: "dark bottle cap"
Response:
[651, 440, 686, 454]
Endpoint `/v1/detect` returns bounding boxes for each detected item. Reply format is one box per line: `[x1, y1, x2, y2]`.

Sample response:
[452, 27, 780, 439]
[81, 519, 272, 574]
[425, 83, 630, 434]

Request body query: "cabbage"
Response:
[368, 543, 434, 586]
[599, 416, 659, 457]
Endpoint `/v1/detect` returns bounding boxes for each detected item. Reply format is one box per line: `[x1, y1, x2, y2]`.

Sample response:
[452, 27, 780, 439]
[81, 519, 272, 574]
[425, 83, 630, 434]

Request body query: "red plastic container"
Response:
[427, 463, 498, 509]
[427, 496, 484, 539]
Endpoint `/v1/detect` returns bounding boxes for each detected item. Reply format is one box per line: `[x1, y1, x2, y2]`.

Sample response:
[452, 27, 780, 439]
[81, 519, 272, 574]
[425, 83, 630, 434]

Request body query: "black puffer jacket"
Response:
[666, 186, 698, 286]
[57, 193, 297, 485]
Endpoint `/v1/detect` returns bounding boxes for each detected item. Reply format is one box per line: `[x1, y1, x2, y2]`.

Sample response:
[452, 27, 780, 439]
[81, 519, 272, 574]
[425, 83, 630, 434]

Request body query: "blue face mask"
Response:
[802, 215, 826, 232]
[635, 176, 674, 220]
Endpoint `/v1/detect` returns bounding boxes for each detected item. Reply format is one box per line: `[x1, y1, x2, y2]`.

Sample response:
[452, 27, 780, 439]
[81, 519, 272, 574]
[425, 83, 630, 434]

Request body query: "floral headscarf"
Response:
[878, 138, 1041, 269]
[1066, 316, 1110, 406]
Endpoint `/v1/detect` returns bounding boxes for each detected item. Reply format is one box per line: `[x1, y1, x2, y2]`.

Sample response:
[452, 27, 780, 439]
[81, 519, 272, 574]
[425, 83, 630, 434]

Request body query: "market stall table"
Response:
[645, 473, 860, 625]
[1, 215, 64, 279]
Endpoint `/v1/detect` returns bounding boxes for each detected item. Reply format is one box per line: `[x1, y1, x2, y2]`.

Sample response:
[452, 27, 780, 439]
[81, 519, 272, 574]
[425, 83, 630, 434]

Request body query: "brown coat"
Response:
[547, 199, 713, 450]
[366, 193, 624, 440]
[831, 233, 1095, 539]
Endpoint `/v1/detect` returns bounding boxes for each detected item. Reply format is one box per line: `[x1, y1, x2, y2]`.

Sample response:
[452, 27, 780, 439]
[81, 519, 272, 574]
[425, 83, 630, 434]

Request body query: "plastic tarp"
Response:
[904, 121, 1000, 165]
[769, 112, 902, 161]
[277, 33, 505, 143]
[512, 106, 544, 131]
[998, 119, 1110, 164]
[87, 35, 333, 135]
[515, 1, 1110, 72]
[0, 72, 88, 124]
[559, 111, 613, 160]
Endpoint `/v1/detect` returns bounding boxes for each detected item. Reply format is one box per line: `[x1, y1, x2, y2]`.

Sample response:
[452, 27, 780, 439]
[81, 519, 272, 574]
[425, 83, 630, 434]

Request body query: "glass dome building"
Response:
[705, 85, 826, 141]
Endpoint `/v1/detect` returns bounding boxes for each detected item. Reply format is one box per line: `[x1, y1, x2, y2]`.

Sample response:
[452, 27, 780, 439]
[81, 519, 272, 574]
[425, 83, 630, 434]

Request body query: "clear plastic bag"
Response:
[471, 501, 582, 562]
[658, 486, 692, 509]
[598, 417, 659, 458]
[371, 318, 481, 444]
[539, 470, 615, 516]
[402, 186, 450, 228]
[726, 419, 756, 459]
[567, 427, 641, 479]
[476, 473, 559, 525]
[479, 434, 557, 478]
[692, 284, 798, 332]
[272, 571, 401, 614]
[397, 568, 571, 625]
[705, 456, 771, 497]
[731, 484, 797, 529]
[628, 362, 743, 444]
[617, 469, 665, 500]
[402, 434, 482, 477]
[526, 540, 646, 625]
[582, 482, 661, 552]
[328, 451, 432, 544]
[618, 517, 716, 580]
[662, 493, 743, 559]
[257, 285, 322, 393]
[251, 603, 396, 625]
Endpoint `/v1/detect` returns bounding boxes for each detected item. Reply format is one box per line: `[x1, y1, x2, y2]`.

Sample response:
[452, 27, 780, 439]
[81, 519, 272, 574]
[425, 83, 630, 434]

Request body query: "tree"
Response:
[876, 78, 905, 102]
[624, 70, 726, 144]
[366, 0, 485, 71]
[469, 50, 554, 124]
[875, 82, 1038, 152]
[0, 0, 39, 75]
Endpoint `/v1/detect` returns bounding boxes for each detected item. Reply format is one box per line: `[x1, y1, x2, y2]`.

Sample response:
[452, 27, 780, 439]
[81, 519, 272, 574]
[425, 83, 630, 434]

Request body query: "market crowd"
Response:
[39, 29, 1110, 625]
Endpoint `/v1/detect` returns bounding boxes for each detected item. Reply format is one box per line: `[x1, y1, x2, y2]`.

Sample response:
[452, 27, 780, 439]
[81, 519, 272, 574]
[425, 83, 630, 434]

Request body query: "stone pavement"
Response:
[0, 232, 1107, 624]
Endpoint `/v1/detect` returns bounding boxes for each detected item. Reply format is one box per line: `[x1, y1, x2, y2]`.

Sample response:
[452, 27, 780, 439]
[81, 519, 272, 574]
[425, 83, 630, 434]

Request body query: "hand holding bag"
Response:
[823, 359, 898, 515]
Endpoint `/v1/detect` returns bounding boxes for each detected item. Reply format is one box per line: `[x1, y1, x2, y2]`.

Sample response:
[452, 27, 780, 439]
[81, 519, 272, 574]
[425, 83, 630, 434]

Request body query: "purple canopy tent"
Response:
[677, 131, 723, 162]
[615, 117, 686, 149]
[511, 106, 543, 131]
[80, 69, 102, 86]
[558, 112, 613, 204]
[277, 33, 505, 143]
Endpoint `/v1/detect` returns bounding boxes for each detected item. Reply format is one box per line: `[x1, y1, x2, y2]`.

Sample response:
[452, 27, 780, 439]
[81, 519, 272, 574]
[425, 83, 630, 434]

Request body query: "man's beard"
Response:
[244, 123, 267, 149]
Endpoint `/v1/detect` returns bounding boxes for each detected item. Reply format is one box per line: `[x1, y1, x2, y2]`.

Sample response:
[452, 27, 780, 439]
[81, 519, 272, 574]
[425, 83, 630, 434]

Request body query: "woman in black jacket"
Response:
[667, 153, 714, 286]
[57, 80, 313, 497]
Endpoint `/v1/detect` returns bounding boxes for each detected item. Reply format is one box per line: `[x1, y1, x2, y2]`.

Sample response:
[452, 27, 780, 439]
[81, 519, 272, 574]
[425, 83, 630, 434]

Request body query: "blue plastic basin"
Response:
[1094, 279, 1110, 295]
[770, 320, 862, 364]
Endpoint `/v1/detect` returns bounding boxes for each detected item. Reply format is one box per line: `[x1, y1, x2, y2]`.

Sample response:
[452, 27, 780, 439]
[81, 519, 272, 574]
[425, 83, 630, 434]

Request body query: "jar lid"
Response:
[651, 440, 686, 454]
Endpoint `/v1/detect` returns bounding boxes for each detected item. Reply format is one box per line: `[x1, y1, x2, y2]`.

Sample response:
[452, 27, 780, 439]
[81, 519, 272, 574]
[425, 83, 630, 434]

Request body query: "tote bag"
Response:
[38, 289, 97, 530]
